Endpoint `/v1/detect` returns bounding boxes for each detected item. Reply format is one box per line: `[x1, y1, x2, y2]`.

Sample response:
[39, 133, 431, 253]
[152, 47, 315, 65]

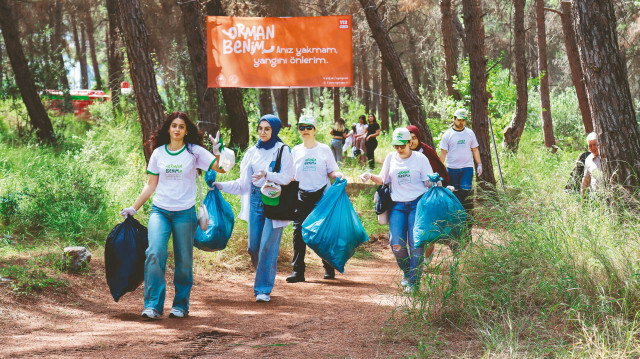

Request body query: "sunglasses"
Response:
[393, 143, 407, 149]
[298, 125, 315, 131]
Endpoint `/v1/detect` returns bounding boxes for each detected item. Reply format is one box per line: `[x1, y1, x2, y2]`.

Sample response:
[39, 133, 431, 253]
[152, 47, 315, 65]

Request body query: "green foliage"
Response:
[1, 258, 68, 296]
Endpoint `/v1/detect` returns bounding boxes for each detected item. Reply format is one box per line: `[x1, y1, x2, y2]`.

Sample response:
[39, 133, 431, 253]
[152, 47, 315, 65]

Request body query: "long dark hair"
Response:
[368, 113, 378, 125]
[358, 115, 366, 124]
[146, 111, 203, 152]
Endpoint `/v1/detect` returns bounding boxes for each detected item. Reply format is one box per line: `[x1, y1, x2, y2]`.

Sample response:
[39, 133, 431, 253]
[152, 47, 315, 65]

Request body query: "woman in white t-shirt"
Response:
[360, 128, 434, 292]
[120, 111, 224, 319]
[214, 115, 294, 303]
[286, 115, 344, 283]
[354, 115, 368, 164]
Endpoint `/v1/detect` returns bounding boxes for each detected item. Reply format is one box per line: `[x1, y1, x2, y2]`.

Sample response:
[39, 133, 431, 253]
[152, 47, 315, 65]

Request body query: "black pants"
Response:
[292, 186, 332, 274]
[365, 138, 378, 169]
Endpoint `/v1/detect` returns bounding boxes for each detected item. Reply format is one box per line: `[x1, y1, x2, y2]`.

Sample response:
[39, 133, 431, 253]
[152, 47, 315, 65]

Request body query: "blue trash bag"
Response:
[105, 216, 148, 302]
[301, 178, 370, 273]
[413, 173, 467, 247]
[194, 170, 235, 251]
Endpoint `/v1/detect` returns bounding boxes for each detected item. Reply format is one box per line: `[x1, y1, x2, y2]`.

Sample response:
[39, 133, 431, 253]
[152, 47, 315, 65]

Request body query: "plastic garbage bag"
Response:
[302, 178, 369, 273]
[413, 173, 467, 247]
[105, 216, 148, 302]
[194, 170, 235, 251]
[219, 148, 236, 172]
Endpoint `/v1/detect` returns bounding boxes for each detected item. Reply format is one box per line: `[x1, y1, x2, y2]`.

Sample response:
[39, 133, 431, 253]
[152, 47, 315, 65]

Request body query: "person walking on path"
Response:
[120, 111, 224, 320]
[287, 115, 345, 283]
[360, 128, 434, 292]
[329, 117, 348, 165]
[406, 125, 450, 187]
[364, 113, 381, 169]
[214, 115, 294, 303]
[438, 109, 482, 230]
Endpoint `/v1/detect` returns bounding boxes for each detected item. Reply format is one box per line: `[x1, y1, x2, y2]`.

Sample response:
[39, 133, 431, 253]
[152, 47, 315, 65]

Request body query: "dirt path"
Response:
[0, 238, 423, 358]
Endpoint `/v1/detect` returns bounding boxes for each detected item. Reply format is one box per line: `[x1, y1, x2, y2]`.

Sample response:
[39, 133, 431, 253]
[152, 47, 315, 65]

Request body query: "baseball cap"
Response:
[454, 109, 468, 120]
[391, 127, 411, 146]
[261, 181, 281, 206]
[298, 115, 316, 127]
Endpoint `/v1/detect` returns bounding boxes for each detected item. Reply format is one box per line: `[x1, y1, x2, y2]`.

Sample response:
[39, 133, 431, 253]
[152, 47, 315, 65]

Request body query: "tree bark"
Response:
[259, 89, 274, 116]
[205, 0, 249, 148]
[179, 0, 219, 136]
[115, 0, 166, 161]
[273, 89, 289, 127]
[503, 0, 528, 151]
[572, 0, 640, 192]
[559, 1, 592, 134]
[535, 0, 556, 148]
[106, 0, 123, 111]
[0, 0, 56, 143]
[333, 87, 340, 122]
[70, 9, 89, 89]
[359, 0, 434, 147]
[295, 89, 306, 120]
[378, 2, 389, 131]
[462, 0, 495, 186]
[440, 0, 461, 100]
[85, 6, 102, 90]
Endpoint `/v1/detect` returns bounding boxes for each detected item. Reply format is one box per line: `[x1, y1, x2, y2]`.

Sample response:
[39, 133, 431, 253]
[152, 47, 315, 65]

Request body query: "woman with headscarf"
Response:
[214, 115, 294, 303]
[406, 125, 449, 187]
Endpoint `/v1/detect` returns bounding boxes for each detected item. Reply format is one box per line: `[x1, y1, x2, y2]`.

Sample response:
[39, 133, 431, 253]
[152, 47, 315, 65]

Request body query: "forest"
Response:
[1, 0, 640, 357]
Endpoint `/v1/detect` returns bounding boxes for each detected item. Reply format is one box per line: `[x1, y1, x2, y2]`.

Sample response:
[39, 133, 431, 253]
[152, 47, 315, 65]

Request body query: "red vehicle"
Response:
[42, 89, 110, 119]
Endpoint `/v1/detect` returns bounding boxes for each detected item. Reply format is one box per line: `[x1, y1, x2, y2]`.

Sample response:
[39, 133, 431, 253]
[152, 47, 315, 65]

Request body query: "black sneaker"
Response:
[323, 267, 336, 280]
[286, 272, 305, 283]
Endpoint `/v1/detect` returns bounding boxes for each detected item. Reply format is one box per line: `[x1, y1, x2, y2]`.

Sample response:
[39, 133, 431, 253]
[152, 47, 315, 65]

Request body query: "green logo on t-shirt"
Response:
[397, 170, 411, 185]
[303, 158, 317, 172]
[166, 163, 183, 180]
[457, 139, 466, 145]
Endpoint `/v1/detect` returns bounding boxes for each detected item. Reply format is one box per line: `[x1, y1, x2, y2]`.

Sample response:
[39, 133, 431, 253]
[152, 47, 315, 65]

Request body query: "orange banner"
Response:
[207, 16, 353, 88]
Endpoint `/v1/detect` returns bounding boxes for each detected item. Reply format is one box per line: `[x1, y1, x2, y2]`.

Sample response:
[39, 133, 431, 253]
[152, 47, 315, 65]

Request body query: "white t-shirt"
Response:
[379, 151, 433, 202]
[439, 127, 479, 169]
[147, 144, 216, 211]
[583, 154, 602, 191]
[355, 123, 367, 135]
[292, 143, 339, 192]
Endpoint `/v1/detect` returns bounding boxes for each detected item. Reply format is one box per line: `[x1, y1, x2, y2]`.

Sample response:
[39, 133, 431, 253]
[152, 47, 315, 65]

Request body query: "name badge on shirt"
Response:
[303, 158, 317, 172]
[397, 170, 411, 185]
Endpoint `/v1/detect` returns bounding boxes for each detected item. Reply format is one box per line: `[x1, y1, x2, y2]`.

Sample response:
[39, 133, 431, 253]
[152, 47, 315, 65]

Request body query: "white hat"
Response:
[298, 115, 316, 127]
[391, 127, 411, 146]
[261, 181, 281, 204]
[453, 108, 468, 120]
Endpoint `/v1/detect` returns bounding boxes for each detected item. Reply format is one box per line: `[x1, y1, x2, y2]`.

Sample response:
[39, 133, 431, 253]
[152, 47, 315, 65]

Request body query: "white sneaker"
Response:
[255, 294, 270, 302]
[400, 278, 409, 287]
[141, 308, 161, 319]
[169, 308, 187, 318]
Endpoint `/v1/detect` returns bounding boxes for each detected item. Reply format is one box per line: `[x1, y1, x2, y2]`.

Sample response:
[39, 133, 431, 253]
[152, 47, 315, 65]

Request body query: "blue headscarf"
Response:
[255, 114, 283, 150]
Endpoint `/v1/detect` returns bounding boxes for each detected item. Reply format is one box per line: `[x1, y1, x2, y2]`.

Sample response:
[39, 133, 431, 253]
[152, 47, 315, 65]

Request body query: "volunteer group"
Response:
[120, 108, 481, 320]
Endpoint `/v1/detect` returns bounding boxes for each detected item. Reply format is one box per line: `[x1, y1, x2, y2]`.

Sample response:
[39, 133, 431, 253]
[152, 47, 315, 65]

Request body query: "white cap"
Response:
[454, 108, 468, 120]
[298, 115, 316, 127]
[261, 181, 281, 198]
[391, 127, 411, 145]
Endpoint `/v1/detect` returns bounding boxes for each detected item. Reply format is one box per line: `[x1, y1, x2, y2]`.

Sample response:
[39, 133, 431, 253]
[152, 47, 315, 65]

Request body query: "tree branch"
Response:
[544, 7, 563, 16]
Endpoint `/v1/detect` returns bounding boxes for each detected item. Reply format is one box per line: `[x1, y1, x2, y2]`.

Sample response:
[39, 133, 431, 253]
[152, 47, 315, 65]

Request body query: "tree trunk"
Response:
[70, 11, 89, 89]
[85, 8, 102, 90]
[462, 0, 496, 186]
[535, 0, 556, 148]
[359, 0, 434, 147]
[179, 0, 219, 136]
[0, 0, 56, 143]
[106, 0, 123, 111]
[205, 0, 249, 148]
[273, 89, 289, 127]
[115, 0, 166, 161]
[503, 0, 528, 151]
[572, 0, 640, 192]
[296, 89, 306, 120]
[333, 87, 340, 122]
[378, 2, 389, 131]
[441, 0, 461, 100]
[52, 0, 72, 112]
[560, 1, 592, 134]
[259, 89, 274, 116]
[362, 68, 371, 114]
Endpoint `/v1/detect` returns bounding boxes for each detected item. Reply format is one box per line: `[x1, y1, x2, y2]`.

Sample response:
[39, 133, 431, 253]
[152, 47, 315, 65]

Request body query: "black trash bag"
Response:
[105, 216, 148, 302]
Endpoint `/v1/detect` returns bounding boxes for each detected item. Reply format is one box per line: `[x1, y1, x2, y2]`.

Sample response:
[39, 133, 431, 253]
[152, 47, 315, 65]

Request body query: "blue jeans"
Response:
[447, 167, 474, 190]
[388, 197, 424, 286]
[145, 205, 196, 314]
[249, 186, 284, 296]
[330, 139, 343, 164]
